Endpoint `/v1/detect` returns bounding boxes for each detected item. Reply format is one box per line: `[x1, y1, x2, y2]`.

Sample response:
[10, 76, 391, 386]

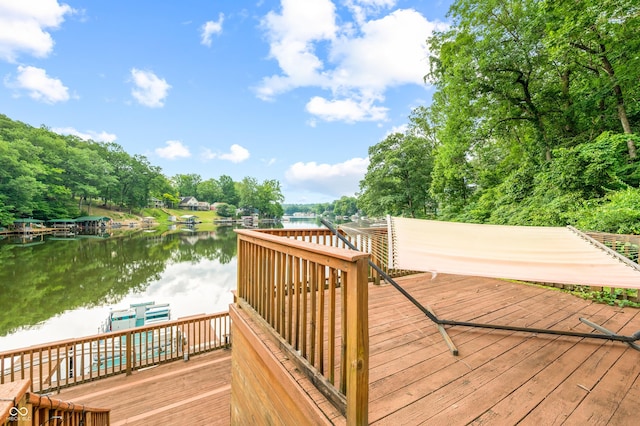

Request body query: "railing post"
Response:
[345, 257, 369, 425]
[126, 331, 132, 376]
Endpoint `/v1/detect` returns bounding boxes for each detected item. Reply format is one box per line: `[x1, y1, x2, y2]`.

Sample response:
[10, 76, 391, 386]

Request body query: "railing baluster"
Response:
[267, 247, 274, 326]
[310, 260, 317, 367]
[29, 350, 34, 389]
[277, 251, 285, 335]
[294, 255, 301, 350]
[328, 267, 337, 384]
[340, 270, 347, 394]
[287, 254, 293, 344]
[0, 313, 230, 394]
[318, 262, 325, 375]
[301, 259, 308, 358]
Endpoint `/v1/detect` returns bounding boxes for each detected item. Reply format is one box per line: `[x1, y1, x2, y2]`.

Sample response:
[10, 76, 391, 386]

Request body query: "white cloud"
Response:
[5, 65, 70, 103]
[220, 144, 250, 162]
[257, 2, 447, 123]
[285, 157, 369, 198]
[156, 140, 191, 159]
[330, 10, 441, 90]
[386, 123, 408, 136]
[52, 127, 117, 142]
[256, 0, 337, 99]
[344, 0, 396, 25]
[306, 96, 387, 122]
[130, 68, 171, 108]
[201, 144, 250, 163]
[201, 13, 224, 47]
[0, 0, 74, 62]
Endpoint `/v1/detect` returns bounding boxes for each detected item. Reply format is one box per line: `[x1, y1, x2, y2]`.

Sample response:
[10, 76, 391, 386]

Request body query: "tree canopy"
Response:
[0, 115, 284, 225]
[357, 0, 640, 233]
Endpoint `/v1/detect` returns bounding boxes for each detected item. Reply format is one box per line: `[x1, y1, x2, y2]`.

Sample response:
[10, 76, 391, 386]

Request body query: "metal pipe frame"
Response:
[321, 219, 640, 351]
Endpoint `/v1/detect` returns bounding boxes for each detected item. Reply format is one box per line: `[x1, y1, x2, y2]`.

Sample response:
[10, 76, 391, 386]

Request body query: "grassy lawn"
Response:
[83, 205, 219, 222]
[139, 207, 219, 223]
[81, 205, 221, 233]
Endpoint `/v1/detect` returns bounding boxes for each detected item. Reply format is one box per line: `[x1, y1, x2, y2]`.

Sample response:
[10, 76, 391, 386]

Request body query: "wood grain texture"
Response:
[230, 304, 332, 425]
[47, 272, 640, 426]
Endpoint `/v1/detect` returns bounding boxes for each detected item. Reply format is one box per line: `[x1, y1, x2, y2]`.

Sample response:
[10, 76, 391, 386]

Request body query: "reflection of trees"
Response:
[0, 228, 239, 336]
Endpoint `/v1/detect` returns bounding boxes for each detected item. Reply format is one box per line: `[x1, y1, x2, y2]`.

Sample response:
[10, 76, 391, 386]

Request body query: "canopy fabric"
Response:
[387, 216, 640, 289]
[75, 216, 111, 221]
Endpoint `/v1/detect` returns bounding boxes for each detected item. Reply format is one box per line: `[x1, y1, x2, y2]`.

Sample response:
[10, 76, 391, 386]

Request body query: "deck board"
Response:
[51, 273, 639, 425]
[366, 274, 639, 426]
[55, 348, 232, 425]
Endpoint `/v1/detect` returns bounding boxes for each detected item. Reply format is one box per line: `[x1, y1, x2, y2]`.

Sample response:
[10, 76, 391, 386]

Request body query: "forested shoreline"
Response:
[0, 114, 285, 225]
[358, 0, 640, 234]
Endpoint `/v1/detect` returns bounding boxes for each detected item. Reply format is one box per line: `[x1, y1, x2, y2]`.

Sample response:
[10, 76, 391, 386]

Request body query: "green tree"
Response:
[256, 179, 284, 218]
[162, 193, 180, 208]
[426, 0, 561, 217]
[333, 196, 358, 217]
[542, 0, 640, 158]
[101, 142, 132, 208]
[359, 111, 436, 218]
[172, 173, 202, 198]
[419, 0, 640, 226]
[218, 175, 239, 206]
[237, 177, 284, 217]
[63, 144, 114, 213]
[0, 137, 47, 219]
[197, 178, 223, 203]
[215, 203, 236, 217]
[360, 133, 434, 217]
[237, 177, 259, 214]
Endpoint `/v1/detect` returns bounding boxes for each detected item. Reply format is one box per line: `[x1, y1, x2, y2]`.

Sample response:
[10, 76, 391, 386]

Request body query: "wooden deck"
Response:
[55, 348, 232, 425]
[366, 273, 640, 425]
[54, 273, 640, 425]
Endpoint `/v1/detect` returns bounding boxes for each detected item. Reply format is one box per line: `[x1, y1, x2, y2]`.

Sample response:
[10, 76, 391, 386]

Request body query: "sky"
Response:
[0, 0, 452, 204]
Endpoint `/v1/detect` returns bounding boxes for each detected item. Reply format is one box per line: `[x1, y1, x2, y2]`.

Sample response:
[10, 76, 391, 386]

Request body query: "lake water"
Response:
[0, 220, 321, 352]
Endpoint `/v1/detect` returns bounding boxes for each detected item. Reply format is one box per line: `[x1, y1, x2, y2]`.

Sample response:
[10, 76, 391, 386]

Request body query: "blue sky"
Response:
[0, 0, 452, 204]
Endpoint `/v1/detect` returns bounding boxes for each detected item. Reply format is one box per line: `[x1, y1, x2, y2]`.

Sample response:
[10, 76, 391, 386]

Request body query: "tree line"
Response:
[170, 173, 284, 218]
[358, 0, 640, 234]
[0, 114, 284, 225]
[283, 196, 359, 218]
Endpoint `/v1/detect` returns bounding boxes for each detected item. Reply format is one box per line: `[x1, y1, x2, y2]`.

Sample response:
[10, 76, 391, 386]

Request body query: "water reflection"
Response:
[0, 226, 239, 351]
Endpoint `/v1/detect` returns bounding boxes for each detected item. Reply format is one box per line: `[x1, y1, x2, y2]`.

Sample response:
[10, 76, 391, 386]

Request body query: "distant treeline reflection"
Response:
[0, 228, 238, 336]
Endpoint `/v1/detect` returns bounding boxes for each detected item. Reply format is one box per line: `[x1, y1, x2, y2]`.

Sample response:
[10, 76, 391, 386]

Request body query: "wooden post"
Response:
[16, 391, 31, 426]
[345, 257, 369, 425]
[126, 332, 132, 376]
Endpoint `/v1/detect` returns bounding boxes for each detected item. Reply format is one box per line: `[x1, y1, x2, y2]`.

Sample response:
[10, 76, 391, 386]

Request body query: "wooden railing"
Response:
[1, 379, 110, 425]
[584, 231, 640, 302]
[587, 231, 639, 264]
[0, 312, 230, 394]
[259, 226, 402, 283]
[235, 229, 369, 424]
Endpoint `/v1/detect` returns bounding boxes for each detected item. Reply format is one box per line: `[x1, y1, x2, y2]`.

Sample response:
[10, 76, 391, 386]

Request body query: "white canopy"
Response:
[387, 216, 640, 289]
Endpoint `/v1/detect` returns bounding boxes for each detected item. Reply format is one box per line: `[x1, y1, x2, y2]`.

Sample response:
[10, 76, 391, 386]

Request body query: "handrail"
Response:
[27, 392, 110, 412]
[587, 231, 639, 264]
[235, 228, 369, 424]
[0, 312, 231, 394]
[258, 226, 411, 283]
[0, 379, 110, 425]
[0, 379, 29, 424]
